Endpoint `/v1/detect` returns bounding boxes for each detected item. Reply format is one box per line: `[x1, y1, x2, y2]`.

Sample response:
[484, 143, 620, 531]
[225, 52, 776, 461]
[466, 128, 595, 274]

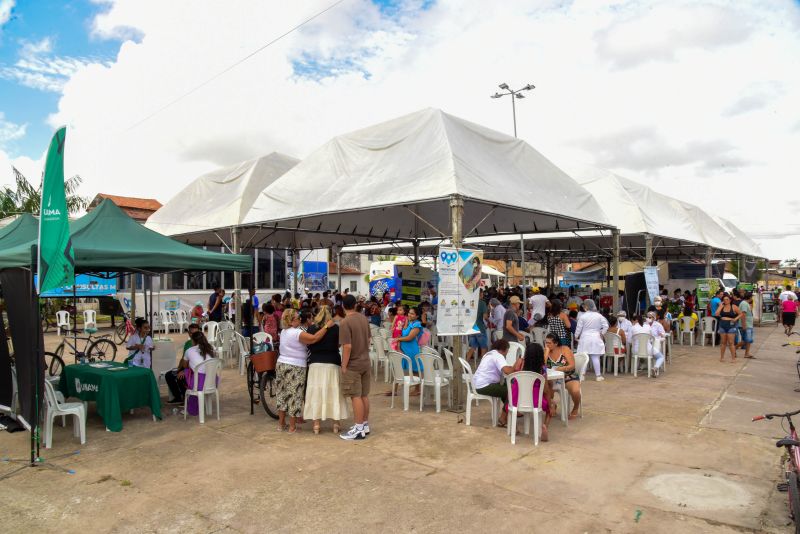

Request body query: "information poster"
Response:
[397, 265, 434, 307]
[696, 278, 721, 311]
[35, 273, 117, 298]
[436, 248, 483, 336]
[643, 266, 659, 304]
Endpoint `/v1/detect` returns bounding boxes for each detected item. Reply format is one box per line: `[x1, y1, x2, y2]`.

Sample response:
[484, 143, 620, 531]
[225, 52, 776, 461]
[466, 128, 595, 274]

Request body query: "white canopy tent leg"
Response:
[612, 229, 620, 314]
[232, 227, 242, 335]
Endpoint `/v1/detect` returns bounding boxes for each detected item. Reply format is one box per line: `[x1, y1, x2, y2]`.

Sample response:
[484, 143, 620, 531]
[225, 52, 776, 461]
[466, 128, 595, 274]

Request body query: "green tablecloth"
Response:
[58, 362, 162, 432]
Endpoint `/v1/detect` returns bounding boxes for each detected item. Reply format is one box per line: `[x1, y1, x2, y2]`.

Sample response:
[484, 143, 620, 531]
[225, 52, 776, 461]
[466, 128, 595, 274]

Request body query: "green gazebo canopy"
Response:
[0, 213, 39, 250]
[0, 199, 251, 273]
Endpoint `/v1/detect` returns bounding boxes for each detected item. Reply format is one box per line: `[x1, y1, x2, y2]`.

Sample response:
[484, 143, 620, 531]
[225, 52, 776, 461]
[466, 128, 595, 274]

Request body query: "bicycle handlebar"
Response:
[753, 408, 800, 421]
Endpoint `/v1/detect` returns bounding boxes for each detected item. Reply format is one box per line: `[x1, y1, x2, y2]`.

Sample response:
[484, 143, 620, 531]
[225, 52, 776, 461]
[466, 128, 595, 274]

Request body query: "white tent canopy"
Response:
[146, 152, 298, 244]
[239, 108, 613, 249]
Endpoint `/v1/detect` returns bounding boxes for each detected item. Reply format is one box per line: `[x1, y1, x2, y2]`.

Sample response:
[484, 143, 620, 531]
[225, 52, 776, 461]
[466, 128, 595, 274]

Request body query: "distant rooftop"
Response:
[88, 194, 162, 223]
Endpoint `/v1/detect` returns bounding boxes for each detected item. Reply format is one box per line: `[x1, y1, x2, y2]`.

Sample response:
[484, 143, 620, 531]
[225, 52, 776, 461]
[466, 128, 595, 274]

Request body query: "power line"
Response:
[125, 0, 348, 131]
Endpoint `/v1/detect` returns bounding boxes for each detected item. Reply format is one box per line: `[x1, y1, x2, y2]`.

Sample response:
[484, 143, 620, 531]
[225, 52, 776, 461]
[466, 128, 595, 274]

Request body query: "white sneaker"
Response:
[363, 422, 371, 435]
[339, 425, 366, 441]
[595, 376, 605, 382]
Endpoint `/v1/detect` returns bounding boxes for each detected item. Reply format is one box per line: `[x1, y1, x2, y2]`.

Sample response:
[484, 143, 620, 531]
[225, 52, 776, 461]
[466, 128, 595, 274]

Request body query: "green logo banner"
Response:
[38, 127, 74, 294]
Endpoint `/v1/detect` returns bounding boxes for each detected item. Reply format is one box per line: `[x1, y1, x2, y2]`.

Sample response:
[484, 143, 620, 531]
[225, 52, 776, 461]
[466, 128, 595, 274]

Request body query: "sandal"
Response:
[288, 426, 301, 434]
[276, 424, 288, 432]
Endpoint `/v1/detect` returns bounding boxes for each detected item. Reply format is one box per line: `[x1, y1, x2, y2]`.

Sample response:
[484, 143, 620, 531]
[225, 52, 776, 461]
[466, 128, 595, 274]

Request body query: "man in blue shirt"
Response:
[710, 289, 723, 317]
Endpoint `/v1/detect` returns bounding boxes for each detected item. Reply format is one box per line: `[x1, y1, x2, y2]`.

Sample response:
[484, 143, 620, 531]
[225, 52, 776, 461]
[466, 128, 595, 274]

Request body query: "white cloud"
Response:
[0, 37, 101, 92]
[0, 0, 14, 28]
[0, 112, 26, 145]
[5, 0, 798, 259]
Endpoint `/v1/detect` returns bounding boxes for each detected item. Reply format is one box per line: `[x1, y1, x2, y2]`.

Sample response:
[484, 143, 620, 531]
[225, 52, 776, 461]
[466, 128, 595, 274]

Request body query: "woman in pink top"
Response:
[782, 294, 798, 336]
[510, 343, 555, 441]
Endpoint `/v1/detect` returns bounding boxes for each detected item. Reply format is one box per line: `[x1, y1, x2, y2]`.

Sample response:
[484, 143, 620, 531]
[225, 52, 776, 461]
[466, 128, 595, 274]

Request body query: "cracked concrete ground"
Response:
[1, 325, 798, 533]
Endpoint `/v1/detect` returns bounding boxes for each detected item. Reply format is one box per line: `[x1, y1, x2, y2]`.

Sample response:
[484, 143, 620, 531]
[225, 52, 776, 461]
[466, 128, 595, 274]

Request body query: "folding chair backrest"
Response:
[531, 327, 547, 345]
[56, 310, 70, 327]
[441, 347, 455, 374]
[633, 333, 652, 357]
[604, 332, 623, 356]
[84, 310, 96, 324]
[193, 358, 221, 393]
[416, 352, 443, 385]
[378, 328, 390, 342]
[204, 321, 219, 341]
[373, 335, 386, 358]
[388, 351, 411, 380]
[177, 309, 188, 322]
[505, 371, 544, 411]
[506, 342, 525, 366]
[43, 379, 59, 410]
[458, 357, 477, 394]
[420, 345, 439, 357]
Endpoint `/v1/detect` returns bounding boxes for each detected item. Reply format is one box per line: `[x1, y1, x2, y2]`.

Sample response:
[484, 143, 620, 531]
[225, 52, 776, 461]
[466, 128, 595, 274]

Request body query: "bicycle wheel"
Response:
[789, 472, 800, 533]
[44, 352, 65, 377]
[259, 371, 279, 420]
[114, 323, 128, 345]
[41, 317, 51, 333]
[54, 342, 65, 360]
[88, 338, 117, 362]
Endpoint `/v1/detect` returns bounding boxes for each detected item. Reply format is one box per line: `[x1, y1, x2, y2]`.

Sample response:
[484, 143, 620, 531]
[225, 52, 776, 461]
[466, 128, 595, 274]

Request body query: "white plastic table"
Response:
[546, 369, 569, 427]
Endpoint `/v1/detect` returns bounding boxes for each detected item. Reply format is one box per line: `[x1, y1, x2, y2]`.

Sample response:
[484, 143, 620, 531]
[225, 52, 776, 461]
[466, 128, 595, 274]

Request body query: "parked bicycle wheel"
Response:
[41, 316, 51, 333]
[789, 472, 800, 533]
[114, 323, 128, 345]
[44, 351, 65, 377]
[54, 342, 65, 360]
[88, 338, 117, 361]
[258, 371, 279, 420]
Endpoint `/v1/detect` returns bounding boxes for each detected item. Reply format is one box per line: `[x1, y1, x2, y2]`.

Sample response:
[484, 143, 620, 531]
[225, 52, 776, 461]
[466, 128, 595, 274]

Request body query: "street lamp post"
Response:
[490, 82, 534, 138]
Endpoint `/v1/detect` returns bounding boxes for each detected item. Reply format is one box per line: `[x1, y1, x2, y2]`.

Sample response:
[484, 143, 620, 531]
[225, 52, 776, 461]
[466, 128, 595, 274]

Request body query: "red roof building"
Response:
[88, 194, 162, 223]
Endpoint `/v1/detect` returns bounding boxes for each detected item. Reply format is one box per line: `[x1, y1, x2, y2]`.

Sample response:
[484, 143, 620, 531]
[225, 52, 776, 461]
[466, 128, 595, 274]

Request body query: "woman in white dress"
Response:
[574, 299, 609, 381]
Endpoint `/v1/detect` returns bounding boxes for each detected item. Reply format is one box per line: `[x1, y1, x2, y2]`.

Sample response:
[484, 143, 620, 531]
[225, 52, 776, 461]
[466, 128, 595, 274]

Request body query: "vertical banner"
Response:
[696, 278, 721, 311]
[436, 248, 483, 336]
[643, 266, 659, 304]
[38, 126, 74, 294]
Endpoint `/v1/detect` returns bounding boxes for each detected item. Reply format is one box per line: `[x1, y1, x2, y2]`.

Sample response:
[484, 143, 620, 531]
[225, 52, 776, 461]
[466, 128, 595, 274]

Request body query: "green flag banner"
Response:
[38, 127, 74, 294]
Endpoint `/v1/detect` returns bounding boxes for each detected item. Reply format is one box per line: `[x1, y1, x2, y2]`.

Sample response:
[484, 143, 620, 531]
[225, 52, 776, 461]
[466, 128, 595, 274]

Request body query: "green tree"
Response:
[0, 166, 88, 218]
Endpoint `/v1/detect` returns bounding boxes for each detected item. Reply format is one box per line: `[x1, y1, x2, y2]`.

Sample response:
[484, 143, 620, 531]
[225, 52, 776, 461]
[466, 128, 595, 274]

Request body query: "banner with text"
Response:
[436, 248, 483, 336]
[644, 266, 660, 304]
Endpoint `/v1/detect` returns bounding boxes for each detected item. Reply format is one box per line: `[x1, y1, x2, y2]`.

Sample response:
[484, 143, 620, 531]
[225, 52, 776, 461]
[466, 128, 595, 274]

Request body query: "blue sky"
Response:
[0, 0, 123, 158]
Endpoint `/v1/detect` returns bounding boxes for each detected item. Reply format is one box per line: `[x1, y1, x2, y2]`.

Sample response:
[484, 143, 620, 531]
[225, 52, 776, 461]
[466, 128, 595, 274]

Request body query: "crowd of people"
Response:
[159, 279, 800, 442]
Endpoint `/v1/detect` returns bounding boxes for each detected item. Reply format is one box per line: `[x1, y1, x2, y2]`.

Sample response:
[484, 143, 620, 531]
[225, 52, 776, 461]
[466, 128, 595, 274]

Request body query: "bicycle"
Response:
[753, 408, 800, 533]
[246, 347, 279, 420]
[114, 311, 136, 345]
[782, 340, 800, 385]
[54, 330, 117, 364]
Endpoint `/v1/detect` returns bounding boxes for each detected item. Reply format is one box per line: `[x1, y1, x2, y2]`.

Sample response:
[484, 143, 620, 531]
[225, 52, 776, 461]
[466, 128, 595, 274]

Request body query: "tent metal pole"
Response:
[336, 252, 342, 294]
[612, 229, 620, 313]
[644, 233, 653, 267]
[30, 246, 39, 466]
[705, 247, 714, 278]
[232, 227, 242, 334]
[520, 234, 526, 316]
[449, 195, 464, 410]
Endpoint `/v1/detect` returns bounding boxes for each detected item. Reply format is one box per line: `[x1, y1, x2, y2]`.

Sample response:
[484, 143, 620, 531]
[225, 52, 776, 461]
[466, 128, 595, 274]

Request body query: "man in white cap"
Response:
[527, 287, 549, 325]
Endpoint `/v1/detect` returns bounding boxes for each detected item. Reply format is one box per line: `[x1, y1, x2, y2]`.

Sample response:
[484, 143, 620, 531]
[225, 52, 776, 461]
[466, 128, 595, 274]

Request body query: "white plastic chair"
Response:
[158, 310, 174, 335]
[505, 371, 546, 446]
[387, 351, 421, 411]
[252, 331, 271, 345]
[184, 358, 221, 424]
[530, 327, 548, 347]
[603, 332, 626, 376]
[218, 321, 234, 332]
[371, 336, 390, 383]
[440, 347, 455, 381]
[215, 328, 236, 367]
[416, 352, 451, 413]
[492, 329, 503, 342]
[43, 380, 86, 449]
[235, 332, 250, 375]
[506, 342, 525, 366]
[700, 317, 717, 347]
[83, 310, 97, 332]
[632, 333, 656, 378]
[175, 309, 189, 333]
[203, 321, 219, 343]
[56, 310, 71, 336]
[460, 356, 498, 427]
[678, 317, 694, 346]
